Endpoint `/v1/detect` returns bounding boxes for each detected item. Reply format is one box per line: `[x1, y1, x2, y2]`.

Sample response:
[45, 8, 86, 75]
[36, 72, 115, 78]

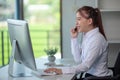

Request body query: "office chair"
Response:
[72, 51, 120, 80]
[84, 51, 120, 80]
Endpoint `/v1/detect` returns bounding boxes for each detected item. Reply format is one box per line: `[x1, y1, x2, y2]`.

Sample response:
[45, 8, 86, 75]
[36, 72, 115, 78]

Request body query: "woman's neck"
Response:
[85, 25, 96, 34]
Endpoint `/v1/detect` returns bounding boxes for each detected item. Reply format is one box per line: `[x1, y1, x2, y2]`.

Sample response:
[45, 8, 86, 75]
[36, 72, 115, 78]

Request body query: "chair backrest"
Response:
[114, 51, 120, 76]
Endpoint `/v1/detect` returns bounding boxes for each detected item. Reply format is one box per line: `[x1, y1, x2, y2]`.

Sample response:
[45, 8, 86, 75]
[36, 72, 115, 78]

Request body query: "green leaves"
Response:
[44, 47, 58, 56]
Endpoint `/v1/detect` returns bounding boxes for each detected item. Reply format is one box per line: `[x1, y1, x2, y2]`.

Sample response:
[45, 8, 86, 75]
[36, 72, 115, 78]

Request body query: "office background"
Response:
[0, 0, 120, 68]
[61, 0, 120, 67]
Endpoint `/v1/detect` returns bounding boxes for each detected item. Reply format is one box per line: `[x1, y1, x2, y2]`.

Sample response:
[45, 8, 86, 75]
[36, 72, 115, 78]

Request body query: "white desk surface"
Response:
[0, 58, 76, 80]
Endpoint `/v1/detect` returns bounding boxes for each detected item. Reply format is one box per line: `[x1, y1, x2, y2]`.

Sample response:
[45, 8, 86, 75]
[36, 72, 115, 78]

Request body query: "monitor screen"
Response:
[7, 19, 37, 74]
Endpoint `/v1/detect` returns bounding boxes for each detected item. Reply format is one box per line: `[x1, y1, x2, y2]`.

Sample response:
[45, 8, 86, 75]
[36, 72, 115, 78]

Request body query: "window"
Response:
[24, 0, 61, 58]
[0, 0, 14, 67]
[0, 0, 61, 67]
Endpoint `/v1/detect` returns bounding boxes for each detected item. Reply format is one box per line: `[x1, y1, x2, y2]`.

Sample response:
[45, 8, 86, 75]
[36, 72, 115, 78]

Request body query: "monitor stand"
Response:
[8, 40, 32, 77]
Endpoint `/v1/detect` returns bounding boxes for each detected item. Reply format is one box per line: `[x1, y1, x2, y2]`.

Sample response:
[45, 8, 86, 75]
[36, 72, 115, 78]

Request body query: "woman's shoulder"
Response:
[90, 32, 108, 45]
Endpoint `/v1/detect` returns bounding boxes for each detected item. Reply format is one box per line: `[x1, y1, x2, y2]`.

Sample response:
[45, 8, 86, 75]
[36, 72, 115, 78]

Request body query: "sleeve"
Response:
[74, 38, 103, 72]
[61, 66, 76, 74]
[71, 38, 82, 63]
[63, 38, 103, 74]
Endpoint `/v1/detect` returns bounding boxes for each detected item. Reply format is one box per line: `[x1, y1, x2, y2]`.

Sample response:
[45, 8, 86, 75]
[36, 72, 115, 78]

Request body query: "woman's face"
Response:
[76, 12, 90, 33]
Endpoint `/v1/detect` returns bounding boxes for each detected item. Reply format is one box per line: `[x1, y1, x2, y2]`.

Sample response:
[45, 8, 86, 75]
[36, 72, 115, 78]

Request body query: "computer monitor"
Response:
[7, 19, 37, 77]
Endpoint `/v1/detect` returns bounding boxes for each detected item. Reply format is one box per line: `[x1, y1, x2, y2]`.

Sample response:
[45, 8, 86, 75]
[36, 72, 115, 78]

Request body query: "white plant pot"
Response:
[48, 55, 56, 63]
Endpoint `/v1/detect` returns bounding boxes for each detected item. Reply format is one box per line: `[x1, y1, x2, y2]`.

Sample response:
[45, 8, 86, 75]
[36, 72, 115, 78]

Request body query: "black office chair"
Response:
[72, 51, 120, 80]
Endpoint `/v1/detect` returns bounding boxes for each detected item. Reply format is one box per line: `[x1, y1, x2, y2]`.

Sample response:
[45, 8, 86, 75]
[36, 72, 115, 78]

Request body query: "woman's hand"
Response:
[71, 27, 78, 38]
[44, 68, 62, 75]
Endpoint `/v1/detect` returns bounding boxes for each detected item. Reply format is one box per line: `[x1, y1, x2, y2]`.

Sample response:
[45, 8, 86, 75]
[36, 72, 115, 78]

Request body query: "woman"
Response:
[44, 6, 112, 79]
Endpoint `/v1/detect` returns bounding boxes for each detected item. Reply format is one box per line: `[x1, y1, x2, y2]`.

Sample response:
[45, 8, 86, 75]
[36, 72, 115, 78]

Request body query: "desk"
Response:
[0, 58, 76, 80]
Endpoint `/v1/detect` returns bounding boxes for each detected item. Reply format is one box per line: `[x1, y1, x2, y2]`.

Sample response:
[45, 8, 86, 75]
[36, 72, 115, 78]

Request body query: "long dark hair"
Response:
[77, 6, 107, 40]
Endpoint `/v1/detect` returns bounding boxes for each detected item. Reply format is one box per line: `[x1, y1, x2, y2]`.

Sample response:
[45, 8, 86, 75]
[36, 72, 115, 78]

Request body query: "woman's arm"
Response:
[71, 38, 82, 63]
[70, 28, 82, 63]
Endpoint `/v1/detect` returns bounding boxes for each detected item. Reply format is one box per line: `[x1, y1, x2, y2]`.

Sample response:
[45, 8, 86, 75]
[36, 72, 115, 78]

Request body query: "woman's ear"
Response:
[88, 18, 93, 25]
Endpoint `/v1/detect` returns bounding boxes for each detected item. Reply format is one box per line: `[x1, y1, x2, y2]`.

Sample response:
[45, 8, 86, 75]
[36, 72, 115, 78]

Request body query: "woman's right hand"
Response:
[44, 68, 62, 75]
[71, 27, 78, 38]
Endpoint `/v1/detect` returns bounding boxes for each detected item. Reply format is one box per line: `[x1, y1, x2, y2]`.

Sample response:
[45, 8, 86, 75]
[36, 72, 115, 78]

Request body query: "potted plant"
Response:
[44, 47, 58, 63]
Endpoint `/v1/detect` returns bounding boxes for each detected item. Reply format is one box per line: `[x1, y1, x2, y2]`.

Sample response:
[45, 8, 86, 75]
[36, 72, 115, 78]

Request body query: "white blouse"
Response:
[61, 28, 112, 77]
